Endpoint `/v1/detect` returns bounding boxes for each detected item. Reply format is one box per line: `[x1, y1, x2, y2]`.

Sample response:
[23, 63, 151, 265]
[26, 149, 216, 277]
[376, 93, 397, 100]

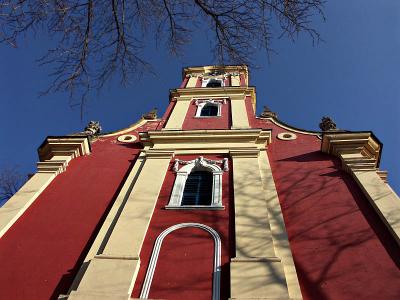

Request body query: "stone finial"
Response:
[84, 121, 102, 136]
[258, 106, 277, 118]
[319, 116, 337, 131]
[142, 108, 158, 120]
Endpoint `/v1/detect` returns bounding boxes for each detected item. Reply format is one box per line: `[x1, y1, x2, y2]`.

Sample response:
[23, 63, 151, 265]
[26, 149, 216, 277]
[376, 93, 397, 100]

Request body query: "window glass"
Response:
[200, 104, 218, 117]
[181, 171, 213, 205]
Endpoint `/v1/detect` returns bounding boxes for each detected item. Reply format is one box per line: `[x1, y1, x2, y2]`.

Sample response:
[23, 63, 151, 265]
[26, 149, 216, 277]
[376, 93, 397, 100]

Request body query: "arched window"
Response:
[195, 99, 225, 118]
[182, 171, 213, 205]
[200, 103, 219, 117]
[166, 156, 228, 209]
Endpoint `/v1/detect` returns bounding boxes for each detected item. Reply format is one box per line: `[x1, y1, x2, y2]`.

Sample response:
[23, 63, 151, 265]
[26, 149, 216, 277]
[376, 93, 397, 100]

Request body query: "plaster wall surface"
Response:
[266, 124, 400, 300]
[0, 133, 144, 299]
[182, 99, 231, 130]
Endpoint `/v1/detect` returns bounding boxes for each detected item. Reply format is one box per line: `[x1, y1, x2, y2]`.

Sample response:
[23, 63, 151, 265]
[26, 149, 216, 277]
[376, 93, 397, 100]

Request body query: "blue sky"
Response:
[0, 0, 399, 202]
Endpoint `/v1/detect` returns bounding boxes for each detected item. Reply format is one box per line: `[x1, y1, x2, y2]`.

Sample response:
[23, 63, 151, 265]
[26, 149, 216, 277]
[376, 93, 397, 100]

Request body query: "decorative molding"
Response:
[173, 156, 229, 172]
[167, 156, 227, 208]
[140, 129, 272, 151]
[321, 132, 380, 172]
[194, 99, 225, 117]
[37, 136, 91, 175]
[256, 116, 322, 137]
[140, 223, 221, 300]
[117, 134, 137, 143]
[277, 132, 297, 141]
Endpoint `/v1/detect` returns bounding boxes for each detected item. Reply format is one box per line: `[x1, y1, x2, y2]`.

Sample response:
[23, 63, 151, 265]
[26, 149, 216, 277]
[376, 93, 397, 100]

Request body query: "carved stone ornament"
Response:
[258, 106, 277, 118]
[142, 108, 158, 120]
[319, 116, 337, 131]
[195, 99, 226, 106]
[187, 71, 240, 78]
[173, 156, 229, 172]
[84, 121, 102, 136]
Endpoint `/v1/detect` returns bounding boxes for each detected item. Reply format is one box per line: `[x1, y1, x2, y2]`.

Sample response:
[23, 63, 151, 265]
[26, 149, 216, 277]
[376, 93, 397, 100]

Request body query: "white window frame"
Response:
[166, 156, 228, 210]
[194, 99, 226, 118]
[201, 77, 225, 88]
[140, 223, 221, 300]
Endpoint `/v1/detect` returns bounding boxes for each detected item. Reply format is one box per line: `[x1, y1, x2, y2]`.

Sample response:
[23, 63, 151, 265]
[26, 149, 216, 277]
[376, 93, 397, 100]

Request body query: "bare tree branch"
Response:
[0, 0, 325, 110]
[0, 166, 25, 203]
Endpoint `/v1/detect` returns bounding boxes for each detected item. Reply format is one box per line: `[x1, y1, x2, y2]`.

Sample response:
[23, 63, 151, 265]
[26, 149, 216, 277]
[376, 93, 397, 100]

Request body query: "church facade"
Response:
[0, 65, 399, 300]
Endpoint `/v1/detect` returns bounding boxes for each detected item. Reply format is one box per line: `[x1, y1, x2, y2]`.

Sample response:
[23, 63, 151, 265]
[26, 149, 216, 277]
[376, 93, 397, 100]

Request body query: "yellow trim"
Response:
[101, 118, 159, 138]
[258, 116, 322, 137]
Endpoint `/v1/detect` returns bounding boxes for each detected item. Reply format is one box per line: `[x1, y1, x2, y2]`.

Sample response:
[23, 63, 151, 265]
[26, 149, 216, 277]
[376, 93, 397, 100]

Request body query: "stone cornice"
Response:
[170, 87, 256, 109]
[139, 129, 272, 151]
[182, 65, 248, 78]
[321, 132, 381, 172]
[37, 136, 91, 174]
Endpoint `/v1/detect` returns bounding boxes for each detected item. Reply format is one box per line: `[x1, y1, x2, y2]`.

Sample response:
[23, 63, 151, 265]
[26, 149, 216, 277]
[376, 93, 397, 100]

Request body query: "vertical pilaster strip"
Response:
[230, 96, 250, 129]
[163, 99, 191, 130]
[0, 172, 55, 237]
[351, 169, 400, 244]
[70, 150, 173, 299]
[230, 149, 290, 299]
[186, 76, 197, 88]
[258, 150, 303, 299]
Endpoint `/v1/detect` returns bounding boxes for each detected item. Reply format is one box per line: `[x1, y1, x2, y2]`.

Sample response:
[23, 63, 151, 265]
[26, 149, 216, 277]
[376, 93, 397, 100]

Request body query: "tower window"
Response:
[206, 79, 222, 88]
[200, 104, 219, 117]
[166, 156, 228, 210]
[202, 77, 224, 88]
[181, 171, 213, 205]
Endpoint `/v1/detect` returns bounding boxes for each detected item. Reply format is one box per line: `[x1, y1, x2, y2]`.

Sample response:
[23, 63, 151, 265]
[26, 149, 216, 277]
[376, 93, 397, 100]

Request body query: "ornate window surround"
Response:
[194, 99, 226, 118]
[140, 223, 222, 300]
[166, 156, 228, 210]
[201, 77, 225, 88]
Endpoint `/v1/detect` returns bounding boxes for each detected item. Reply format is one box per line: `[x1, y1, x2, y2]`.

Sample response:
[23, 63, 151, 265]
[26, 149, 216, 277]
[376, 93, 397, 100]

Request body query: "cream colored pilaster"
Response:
[352, 170, 400, 244]
[230, 149, 289, 299]
[186, 76, 198, 88]
[0, 137, 90, 238]
[322, 133, 400, 246]
[258, 150, 302, 299]
[231, 75, 241, 86]
[230, 96, 250, 129]
[70, 150, 173, 299]
[163, 98, 191, 130]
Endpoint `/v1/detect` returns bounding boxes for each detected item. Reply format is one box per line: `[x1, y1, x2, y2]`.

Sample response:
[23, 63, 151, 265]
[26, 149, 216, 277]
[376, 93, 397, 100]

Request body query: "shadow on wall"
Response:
[270, 151, 400, 299]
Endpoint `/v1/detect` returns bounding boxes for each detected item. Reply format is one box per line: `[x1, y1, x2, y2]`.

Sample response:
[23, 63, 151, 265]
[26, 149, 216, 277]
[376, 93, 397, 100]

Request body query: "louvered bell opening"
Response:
[182, 171, 213, 206]
[206, 79, 222, 88]
[200, 104, 218, 116]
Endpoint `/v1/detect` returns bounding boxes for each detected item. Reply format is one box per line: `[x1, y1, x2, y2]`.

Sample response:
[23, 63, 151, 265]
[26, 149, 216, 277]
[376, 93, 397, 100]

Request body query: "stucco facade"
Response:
[0, 65, 399, 300]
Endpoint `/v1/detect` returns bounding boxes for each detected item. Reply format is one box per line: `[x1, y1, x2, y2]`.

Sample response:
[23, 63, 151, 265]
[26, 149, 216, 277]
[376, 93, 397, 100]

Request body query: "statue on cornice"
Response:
[84, 121, 102, 136]
[142, 108, 158, 120]
[258, 106, 277, 118]
[319, 116, 337, 131]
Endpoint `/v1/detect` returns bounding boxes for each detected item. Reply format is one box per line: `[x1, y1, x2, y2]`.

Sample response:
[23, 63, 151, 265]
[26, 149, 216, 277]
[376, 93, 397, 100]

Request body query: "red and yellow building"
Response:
[0, 65, 399, 300]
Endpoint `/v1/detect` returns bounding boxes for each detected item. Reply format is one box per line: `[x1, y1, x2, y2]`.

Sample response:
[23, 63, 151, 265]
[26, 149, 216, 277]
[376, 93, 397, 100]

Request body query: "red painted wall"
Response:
[266, 127, 400, 300]
[0, 134, 144, 299]
[182, 100, 231, 130]
[132, 155, 233, 300]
